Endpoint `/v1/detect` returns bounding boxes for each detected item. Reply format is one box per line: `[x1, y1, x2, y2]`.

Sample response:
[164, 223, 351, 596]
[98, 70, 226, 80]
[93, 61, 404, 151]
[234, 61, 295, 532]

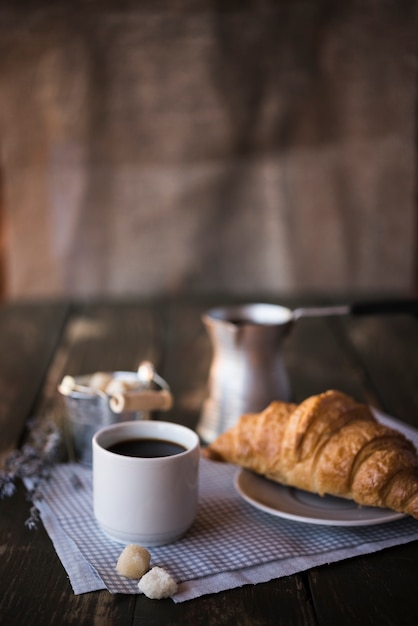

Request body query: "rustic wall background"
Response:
[0, 0, 416, 299]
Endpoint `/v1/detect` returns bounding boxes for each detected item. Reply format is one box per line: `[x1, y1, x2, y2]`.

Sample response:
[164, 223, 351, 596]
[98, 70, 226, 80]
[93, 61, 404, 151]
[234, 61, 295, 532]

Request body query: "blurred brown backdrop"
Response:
[0, 0, 416, 299]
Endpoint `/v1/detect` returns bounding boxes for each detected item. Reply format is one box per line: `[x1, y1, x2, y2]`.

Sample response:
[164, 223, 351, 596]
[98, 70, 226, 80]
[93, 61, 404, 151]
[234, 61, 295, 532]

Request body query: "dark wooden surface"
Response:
[0, 295, 418, 625]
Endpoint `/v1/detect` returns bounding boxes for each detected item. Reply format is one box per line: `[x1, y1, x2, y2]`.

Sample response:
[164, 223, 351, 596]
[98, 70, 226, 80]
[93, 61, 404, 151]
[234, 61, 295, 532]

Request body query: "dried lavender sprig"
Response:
[25, 505, 41, 530]
[0, 474, 16, 498]
[0, 418, 64, 529]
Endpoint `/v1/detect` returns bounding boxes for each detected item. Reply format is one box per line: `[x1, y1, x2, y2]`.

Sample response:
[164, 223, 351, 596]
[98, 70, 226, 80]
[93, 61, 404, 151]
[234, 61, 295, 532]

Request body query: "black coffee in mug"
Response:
[107, 437, 187, 458]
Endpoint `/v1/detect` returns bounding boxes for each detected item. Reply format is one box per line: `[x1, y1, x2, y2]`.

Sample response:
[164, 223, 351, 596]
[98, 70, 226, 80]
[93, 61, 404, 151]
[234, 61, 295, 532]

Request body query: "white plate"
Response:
[234, 469, 405, 526]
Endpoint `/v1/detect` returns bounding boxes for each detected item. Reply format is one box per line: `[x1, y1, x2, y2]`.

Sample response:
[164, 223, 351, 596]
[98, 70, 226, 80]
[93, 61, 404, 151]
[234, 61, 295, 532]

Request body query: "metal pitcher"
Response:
[197, 299, 418, 442]
[197, 304, 292, 443]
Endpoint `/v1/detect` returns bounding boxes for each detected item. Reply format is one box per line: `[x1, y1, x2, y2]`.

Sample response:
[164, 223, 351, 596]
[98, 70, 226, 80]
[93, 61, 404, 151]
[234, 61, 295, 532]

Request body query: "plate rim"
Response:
[234, 468, 405, 527]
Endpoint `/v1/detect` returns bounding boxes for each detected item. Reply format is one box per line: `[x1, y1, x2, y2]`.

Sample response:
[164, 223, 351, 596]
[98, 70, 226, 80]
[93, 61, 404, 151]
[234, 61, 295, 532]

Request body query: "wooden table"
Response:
[1, 295, 417, 625]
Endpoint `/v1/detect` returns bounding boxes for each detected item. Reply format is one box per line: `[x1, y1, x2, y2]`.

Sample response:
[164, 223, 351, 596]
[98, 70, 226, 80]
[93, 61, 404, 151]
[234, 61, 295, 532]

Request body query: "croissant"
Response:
[203, 390, 418, 519]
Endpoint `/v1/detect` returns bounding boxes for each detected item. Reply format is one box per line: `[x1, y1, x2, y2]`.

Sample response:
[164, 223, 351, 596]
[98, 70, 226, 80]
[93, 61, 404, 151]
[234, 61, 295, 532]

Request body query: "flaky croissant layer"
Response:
[203, 390, 418, 519]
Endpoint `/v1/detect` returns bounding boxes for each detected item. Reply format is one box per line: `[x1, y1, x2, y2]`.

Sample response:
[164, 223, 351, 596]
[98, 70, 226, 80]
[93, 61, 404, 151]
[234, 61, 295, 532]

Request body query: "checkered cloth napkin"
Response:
[32, 411, 418, 603]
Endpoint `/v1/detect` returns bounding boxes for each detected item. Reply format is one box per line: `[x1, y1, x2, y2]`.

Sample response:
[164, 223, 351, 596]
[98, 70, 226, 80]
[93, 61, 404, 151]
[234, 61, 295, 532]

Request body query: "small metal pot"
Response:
[58, 362, 172, 465]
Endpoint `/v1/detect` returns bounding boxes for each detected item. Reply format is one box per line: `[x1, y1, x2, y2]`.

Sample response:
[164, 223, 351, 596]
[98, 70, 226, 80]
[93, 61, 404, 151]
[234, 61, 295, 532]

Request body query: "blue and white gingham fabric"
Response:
[32, 410, 418, 602]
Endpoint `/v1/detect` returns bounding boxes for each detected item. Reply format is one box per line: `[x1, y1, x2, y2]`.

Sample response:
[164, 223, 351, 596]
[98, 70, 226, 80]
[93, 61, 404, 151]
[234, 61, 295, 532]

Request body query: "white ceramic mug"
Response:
[93, 421, 200, 546]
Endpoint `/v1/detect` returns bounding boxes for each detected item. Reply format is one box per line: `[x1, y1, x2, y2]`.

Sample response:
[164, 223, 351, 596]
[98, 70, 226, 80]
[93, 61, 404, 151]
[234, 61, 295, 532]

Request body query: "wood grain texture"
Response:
[338, 315, 418, 427]
[0, 302, 69, 463]
[309, 543, 418, 626]
[0, 483, 136, 626]
[0, 1, 416, 298]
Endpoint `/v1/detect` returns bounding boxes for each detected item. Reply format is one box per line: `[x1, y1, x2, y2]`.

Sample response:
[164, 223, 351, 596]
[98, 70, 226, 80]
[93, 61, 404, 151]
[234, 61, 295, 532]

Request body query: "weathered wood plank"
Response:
[0, 482, 136, 626]
[56, 300, 162, 376]
[160, 297, 214, 431]
[283, 316, 372, 404]
[309, 542, 418, 626]
[0, 301, 69, 463]
[134, 575, 316, 626]
[337, 314, 418, 426]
